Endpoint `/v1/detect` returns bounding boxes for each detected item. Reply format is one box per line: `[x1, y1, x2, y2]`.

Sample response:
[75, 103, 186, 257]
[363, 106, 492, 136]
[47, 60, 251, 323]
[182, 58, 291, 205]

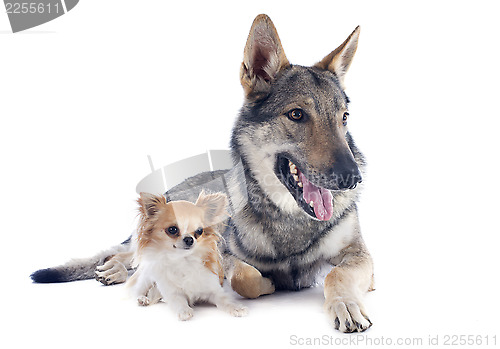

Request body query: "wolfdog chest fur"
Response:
[225, 176, 359, 291]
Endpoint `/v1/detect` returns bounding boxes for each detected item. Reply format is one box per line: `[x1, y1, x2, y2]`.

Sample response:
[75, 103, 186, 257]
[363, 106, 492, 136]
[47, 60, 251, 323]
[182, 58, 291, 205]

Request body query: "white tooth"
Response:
[293, 174, 299, 182]
[290, 168, 297, 174]
[298, 181, 303, 187]
[309, 201, 314, 207]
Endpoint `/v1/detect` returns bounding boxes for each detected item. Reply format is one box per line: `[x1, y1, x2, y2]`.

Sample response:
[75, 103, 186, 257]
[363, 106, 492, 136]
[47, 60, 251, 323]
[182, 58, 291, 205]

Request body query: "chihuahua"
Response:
[126, 191, 248, 320]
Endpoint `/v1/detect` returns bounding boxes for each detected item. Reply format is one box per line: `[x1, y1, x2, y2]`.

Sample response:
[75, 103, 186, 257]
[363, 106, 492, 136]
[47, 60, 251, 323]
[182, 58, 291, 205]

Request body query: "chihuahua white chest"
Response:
[147, 254, 221, 304]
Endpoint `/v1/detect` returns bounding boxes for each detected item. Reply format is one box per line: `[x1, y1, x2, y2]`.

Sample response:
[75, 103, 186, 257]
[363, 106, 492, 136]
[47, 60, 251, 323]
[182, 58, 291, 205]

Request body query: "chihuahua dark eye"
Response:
[342, 112, 349, 126]
[286, 108, 304, 121]
[194, 228, 204, 238]
[166, 226, 179, 236]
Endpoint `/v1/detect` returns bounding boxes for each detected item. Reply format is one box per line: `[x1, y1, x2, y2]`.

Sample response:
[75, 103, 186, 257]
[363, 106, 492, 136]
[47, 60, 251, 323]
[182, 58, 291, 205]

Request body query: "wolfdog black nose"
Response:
[183, 236, 194, 246]
[337, 169, 363, 190]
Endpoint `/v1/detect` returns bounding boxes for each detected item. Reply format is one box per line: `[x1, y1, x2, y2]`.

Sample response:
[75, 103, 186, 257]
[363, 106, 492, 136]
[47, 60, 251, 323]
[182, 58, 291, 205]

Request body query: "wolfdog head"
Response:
[231, 14, 365, 221]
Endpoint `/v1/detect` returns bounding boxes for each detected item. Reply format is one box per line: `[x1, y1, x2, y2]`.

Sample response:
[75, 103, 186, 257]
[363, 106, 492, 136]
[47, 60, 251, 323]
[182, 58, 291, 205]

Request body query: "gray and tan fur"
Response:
[31, 14, 374, 333]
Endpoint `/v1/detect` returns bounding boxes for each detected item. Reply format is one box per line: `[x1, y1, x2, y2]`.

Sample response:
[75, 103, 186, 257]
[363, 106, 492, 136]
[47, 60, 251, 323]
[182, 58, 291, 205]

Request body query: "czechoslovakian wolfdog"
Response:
[31, 14, 374, 333]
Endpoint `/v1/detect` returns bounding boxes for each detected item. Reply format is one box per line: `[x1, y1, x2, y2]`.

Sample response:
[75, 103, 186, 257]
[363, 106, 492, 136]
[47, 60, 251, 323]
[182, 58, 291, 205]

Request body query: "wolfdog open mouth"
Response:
[275, 155, 334, 221]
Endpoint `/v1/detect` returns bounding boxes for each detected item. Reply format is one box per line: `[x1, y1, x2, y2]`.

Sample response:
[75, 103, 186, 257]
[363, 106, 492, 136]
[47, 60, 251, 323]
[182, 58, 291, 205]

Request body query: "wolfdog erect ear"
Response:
[315, 26, 360, 88]
[240, 14, 290, 97]
[195, 190, 228, 226]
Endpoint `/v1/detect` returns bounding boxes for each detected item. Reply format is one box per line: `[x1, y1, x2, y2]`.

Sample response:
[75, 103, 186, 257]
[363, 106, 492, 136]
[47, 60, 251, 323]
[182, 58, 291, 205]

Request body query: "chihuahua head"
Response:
[135, 191, 228, 258]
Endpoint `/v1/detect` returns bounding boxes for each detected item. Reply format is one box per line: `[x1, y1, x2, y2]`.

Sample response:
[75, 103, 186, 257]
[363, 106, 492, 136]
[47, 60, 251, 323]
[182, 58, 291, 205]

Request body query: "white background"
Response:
[2, 1, 500, 348]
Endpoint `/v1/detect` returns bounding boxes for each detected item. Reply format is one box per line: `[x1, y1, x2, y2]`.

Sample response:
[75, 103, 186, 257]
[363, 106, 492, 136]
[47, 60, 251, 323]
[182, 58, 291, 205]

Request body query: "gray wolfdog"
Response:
[31, 14, 374, 333]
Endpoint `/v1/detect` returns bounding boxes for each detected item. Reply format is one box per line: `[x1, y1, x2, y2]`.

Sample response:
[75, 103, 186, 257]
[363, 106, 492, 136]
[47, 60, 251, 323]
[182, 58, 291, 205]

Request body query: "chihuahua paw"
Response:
[227, 304, 249, 317]
[137, 296, 150, 306]
[219, 301, 248, 317]
[177, 307, 194, 321]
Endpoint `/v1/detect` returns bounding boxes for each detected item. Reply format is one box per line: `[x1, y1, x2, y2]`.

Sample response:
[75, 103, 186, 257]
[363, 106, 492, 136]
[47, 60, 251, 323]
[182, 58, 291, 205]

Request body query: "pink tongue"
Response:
[299, 172, 334, 221]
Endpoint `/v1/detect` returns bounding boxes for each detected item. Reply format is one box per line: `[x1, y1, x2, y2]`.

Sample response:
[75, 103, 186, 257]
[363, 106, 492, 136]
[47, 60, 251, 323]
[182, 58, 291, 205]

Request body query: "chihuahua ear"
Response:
[138, 192, 166, 218]
[314, 26, 360, 88]
[241, 14, 290, 98]
[195, 190, 228, 226]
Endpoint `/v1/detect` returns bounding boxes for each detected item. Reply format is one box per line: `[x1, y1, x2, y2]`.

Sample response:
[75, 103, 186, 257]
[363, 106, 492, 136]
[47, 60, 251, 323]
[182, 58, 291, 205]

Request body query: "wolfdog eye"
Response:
[194, 228, 203, 238]
[342, 112, 349, 126]
[166, 226, 179, 236]
[286, 108, 304, 121]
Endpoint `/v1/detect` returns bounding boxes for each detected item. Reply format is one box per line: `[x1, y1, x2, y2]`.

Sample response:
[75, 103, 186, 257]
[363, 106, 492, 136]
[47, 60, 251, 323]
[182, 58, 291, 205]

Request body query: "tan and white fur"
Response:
[126, 191, 248, 320]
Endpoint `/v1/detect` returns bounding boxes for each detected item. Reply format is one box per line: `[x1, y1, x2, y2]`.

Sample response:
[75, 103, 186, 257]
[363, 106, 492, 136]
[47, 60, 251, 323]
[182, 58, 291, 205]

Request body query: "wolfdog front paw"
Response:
[325, 298, 372, 333]
[95, 260, 128, 285]
[177, 307, 194, 321]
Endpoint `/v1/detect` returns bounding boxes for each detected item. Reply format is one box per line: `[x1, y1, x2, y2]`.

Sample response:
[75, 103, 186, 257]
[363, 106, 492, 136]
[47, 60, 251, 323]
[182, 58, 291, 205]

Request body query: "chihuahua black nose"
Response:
[183, 236, 194, 246]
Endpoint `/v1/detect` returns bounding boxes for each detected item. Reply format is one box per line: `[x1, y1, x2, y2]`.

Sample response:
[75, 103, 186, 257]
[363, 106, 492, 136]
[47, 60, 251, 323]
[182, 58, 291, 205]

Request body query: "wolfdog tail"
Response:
[30, 237, 131, 283]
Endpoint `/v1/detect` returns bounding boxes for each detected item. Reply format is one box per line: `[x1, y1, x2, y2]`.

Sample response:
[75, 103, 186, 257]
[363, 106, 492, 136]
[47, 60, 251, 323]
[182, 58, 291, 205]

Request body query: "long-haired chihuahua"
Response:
[126, 191, 248, 320]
